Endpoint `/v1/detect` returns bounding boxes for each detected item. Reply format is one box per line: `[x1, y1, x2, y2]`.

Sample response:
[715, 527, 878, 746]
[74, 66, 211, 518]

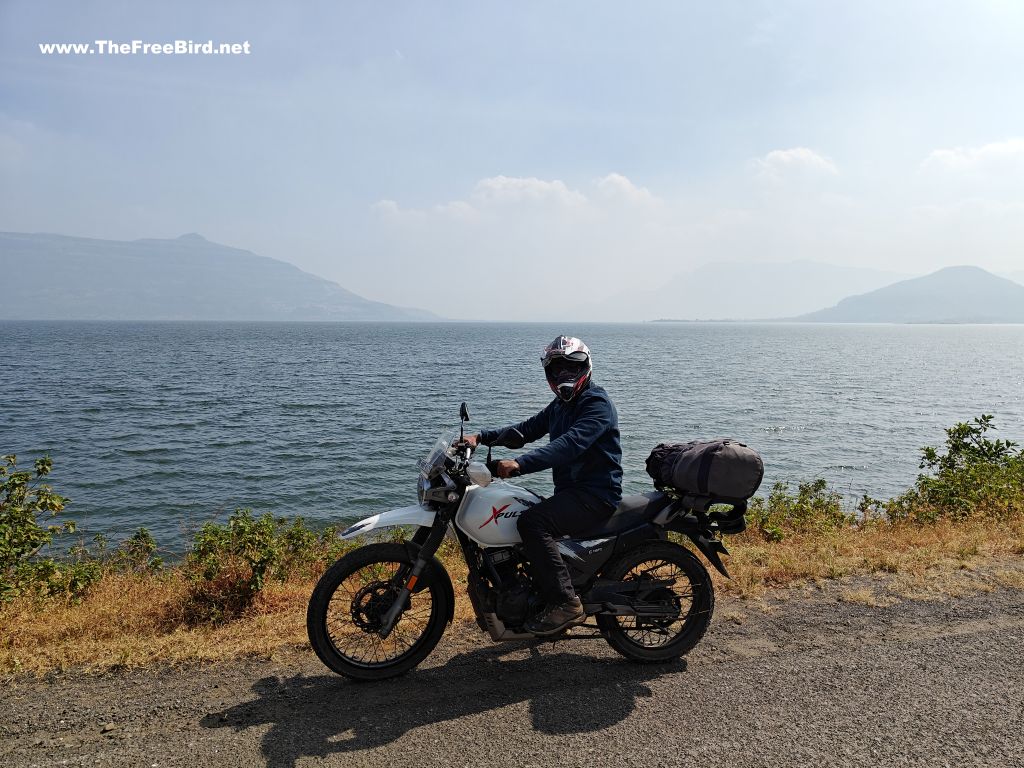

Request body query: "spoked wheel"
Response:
[306, 543, 452, 681]
[597, 540, 715, 662]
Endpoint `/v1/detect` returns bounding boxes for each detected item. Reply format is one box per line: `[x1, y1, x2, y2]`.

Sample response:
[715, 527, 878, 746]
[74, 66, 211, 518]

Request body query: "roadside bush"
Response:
[745, 479, 853, 542]
[182, 509, 351, 624]
[111, 527, 164, 573]
[0, 455, 102, 602]
[883, 415, 1024, 523]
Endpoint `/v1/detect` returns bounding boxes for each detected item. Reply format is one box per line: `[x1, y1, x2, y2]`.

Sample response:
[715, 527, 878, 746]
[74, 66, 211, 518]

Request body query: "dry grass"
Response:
[0, 573, 310, 674]
[0, 554, 478, 676]
[715, 516, 1024, 598]
[991, 569, 1024, 589]
[2, 517, 1023, 676]
[838, 587, 900, 608]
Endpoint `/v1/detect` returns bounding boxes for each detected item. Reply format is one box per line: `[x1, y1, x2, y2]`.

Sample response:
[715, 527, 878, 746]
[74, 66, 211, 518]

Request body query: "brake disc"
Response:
[350, 582, 396, 632]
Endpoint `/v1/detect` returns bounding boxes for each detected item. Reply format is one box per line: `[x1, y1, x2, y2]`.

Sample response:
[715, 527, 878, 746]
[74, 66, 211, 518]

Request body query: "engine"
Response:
[483, 548, 541, 627]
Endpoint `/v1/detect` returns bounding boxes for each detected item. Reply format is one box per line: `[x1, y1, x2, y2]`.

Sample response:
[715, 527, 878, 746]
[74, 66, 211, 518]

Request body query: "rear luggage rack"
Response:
[654, 489, 748, 536]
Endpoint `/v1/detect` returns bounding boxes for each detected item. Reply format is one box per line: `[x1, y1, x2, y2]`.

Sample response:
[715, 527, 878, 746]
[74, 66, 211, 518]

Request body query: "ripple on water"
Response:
[2, 320, 1022, 551]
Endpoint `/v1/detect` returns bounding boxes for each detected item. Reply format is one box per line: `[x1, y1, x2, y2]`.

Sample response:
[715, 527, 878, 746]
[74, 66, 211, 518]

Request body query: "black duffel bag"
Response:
[646, 439, 764, 502]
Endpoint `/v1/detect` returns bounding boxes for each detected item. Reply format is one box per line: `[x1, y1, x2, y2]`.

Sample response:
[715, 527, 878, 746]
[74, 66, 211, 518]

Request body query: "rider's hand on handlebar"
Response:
[461, 434, 480, 449]
[494, 459, 520, 479]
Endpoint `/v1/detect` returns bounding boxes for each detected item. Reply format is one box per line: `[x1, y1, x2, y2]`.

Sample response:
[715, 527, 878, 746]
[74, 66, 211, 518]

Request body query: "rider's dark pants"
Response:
[516, 488, 615, 605]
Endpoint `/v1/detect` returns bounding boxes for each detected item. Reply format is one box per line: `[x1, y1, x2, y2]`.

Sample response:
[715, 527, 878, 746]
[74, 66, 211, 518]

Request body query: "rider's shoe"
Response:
[525, 597, 585, 636]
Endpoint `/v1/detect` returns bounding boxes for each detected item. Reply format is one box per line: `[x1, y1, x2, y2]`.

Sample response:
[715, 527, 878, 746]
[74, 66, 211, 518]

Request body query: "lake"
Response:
[2, 321, 1022, 550]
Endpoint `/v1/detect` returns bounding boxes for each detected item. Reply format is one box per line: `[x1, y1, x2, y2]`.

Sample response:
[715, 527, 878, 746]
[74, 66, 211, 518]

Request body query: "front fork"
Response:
[377, 515, 450, 638]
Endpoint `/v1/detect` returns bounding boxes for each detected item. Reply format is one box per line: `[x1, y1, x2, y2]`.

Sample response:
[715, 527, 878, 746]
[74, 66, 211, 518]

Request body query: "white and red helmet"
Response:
[542, 336, 593, 402]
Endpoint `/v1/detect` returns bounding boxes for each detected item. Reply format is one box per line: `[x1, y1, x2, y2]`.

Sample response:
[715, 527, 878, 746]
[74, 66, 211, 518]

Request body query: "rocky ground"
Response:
[3, 574, 1022, 768]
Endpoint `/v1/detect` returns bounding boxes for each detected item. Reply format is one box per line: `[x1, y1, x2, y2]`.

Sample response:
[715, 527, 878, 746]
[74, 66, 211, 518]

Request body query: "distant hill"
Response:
[798, 266, 1024, 323]
[1006, 271, 1024, 287]
[590, 260, 910, 321]
[0, 232, 439, 321]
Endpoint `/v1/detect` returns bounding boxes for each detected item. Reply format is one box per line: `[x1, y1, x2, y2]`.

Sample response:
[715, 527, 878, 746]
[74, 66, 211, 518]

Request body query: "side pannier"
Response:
[645, 439, 764, 503]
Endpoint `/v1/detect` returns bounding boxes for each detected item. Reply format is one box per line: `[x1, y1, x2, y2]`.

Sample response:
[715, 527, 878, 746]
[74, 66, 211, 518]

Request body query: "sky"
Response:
[1, 0, 1023, 319]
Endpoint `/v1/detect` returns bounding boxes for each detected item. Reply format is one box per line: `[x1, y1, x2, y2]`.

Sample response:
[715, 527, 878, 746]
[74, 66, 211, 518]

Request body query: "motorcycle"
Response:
[306, 403, 748, 681]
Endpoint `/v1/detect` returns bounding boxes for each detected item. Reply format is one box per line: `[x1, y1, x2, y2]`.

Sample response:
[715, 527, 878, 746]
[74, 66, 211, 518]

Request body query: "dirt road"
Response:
[4, 578, 1022, 768]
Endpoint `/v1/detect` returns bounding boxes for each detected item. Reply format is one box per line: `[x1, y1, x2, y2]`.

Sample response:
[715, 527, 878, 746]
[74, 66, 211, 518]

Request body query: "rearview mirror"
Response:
[459, 402, 470, 422]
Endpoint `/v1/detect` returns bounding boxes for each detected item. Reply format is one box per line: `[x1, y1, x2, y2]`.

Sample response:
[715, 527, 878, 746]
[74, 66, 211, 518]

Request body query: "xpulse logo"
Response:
[478, 504, 521, 528]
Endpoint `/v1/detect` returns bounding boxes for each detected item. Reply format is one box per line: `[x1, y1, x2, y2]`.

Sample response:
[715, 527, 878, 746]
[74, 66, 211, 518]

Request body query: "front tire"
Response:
[306, 542, 452, 681]
[597, 540, 715, 663]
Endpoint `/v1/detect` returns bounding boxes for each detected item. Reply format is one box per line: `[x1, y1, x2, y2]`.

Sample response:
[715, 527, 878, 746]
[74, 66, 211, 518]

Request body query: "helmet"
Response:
[541, 336, 593, 402]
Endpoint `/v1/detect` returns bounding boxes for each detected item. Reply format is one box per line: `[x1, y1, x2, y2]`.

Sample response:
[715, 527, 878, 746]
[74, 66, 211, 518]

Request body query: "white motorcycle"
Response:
[306, 404, 747, 681]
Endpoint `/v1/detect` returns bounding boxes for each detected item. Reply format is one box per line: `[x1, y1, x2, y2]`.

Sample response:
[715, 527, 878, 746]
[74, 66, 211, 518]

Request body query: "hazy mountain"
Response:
[593, 261, 910, 321]
[1005, 271, 1024, 287]
[799, 266, 1024, 323]
[0, 232, 439, 321]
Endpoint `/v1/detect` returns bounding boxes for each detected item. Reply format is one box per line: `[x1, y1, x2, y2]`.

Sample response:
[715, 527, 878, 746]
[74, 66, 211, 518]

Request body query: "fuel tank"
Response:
[454, 481, 542, 547]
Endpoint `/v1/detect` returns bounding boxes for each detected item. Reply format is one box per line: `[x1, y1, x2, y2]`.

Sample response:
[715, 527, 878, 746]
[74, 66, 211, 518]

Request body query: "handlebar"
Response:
[485, 459, 521, 478]
[453, 439, 520, 477]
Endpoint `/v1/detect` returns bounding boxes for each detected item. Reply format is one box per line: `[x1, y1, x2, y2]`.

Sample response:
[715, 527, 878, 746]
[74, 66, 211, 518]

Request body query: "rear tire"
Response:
[306, 543, 451, 681]
[596, 540, 714, 663]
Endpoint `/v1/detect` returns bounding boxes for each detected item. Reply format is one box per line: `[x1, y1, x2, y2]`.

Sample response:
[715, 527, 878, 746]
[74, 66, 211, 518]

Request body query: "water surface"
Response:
[2, 321, 1022, 549]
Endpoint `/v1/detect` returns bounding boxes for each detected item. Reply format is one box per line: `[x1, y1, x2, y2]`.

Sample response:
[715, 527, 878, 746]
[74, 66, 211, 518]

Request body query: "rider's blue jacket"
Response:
[479, 382, 622, 507]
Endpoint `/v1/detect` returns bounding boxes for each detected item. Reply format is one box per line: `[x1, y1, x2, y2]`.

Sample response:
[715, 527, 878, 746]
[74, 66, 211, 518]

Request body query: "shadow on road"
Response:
[200, 644, 685, 768]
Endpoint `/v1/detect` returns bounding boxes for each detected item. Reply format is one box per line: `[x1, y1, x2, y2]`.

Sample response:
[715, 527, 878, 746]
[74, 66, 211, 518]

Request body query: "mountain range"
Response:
[1, 231, 1021, 323]
[597, 260, 911, 321]
[798, 266, 1024, 323]
[0, 232, 438, 321]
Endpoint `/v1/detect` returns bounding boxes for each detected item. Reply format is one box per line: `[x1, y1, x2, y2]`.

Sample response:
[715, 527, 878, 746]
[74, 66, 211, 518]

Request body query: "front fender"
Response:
[340, 503, 437, 540]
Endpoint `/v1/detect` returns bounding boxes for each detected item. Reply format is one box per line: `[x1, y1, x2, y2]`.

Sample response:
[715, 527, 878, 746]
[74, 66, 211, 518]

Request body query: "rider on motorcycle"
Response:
[463, 336, 623, 635]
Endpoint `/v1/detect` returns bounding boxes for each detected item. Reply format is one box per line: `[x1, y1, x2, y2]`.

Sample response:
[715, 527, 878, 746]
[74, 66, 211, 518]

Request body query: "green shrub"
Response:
[0, 455, 102, 601]
[745, 479, 853, 542]
[885, 415, 1024, 523]
[114, 527, 164, 572]
[182, 509, 351, 624]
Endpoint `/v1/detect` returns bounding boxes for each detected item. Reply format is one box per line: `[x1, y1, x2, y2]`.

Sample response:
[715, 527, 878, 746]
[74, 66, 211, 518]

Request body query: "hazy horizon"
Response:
[4, 228, 1024, 323]
[3, 2, 1024, 320]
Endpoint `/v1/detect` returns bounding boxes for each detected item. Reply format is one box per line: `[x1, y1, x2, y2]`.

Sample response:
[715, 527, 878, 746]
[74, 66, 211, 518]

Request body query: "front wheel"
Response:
[597, 540, 715, 663]
[306, 542, 452, 681]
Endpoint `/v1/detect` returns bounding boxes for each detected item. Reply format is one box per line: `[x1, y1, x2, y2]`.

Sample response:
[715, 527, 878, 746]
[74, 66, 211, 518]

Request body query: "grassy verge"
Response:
[2, 415, 1022, 676]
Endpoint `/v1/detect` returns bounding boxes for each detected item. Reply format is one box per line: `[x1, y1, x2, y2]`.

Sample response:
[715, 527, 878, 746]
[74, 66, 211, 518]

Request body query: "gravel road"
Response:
[3, 578, 1022, 768]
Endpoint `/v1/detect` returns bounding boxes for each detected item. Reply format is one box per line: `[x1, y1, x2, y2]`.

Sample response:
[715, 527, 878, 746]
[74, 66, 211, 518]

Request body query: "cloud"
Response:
[917, 139, 1024, 203]
[594, 173, 658, 205]
[365, 173, 675, 318]
[470, 175, 586, 207]
[358, 161, 1024, 321]
[370, 199, 401, 216]
[755, 147, 839, 180]
[372, 173, 658, 220]
[921, 138, 1024, 173]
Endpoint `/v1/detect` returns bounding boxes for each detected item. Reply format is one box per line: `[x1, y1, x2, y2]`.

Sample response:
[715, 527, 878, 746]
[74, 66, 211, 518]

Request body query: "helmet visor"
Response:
[542, 350, 588, 368]
[544, 357, 587, 378]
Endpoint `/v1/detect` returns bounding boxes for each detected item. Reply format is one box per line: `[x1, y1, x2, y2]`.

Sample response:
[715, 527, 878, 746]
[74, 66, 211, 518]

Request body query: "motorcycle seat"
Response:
[586, 491, 675, 536]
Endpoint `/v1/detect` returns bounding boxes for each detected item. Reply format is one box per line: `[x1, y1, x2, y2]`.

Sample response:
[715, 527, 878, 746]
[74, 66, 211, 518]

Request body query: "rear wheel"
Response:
[596, 540, 714, 663]
[306, 543, 451, 681]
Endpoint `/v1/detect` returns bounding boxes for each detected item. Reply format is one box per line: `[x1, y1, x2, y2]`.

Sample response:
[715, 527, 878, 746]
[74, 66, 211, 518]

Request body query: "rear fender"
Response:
[686, 532, 731, 579]
[666, 508, 735, 579]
